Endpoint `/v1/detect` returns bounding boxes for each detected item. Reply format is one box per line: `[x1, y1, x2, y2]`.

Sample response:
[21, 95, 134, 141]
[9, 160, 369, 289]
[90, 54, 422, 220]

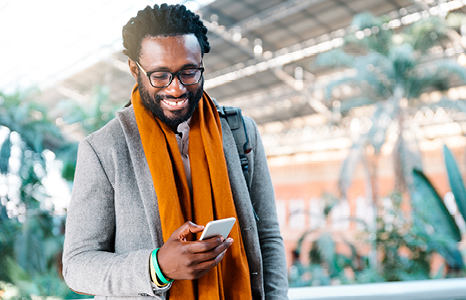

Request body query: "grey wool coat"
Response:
[62, 104, 289, 300]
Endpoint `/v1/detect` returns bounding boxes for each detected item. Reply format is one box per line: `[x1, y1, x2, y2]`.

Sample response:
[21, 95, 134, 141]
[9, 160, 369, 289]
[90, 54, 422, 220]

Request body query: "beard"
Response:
[137, 76, 204, 129]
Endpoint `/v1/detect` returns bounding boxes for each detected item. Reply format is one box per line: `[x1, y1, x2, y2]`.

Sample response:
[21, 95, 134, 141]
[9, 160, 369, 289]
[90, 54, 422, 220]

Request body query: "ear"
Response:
[128, 59, 139, 81]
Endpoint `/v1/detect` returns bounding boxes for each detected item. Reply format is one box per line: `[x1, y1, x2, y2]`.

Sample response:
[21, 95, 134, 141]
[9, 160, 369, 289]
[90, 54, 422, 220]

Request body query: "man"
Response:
[62, 3, 288, 300]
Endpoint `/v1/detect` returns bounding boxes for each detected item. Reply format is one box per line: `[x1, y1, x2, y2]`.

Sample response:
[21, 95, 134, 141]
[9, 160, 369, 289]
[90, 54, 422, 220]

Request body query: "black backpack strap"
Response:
[217, 105, 259, 221]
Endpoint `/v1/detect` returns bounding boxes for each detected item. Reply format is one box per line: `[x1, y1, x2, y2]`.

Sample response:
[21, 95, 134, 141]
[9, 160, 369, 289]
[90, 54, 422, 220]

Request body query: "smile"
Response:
[162, 98, 188, 107]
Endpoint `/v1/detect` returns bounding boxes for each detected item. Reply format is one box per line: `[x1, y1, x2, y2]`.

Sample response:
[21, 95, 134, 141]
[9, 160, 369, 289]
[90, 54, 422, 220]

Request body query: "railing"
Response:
[288, 278, 466, 300]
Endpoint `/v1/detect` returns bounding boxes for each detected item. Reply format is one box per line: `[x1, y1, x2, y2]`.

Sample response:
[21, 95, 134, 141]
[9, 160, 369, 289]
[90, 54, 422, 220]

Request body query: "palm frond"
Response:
[353, 53, 395, 97]
[443, 144, 466, 224]
[388, 44, 417, 83]
[408, 59, 466, 99]
[408, 17, 450, 54]
[321, 52, 396, 105]
[314, 48, 355, 69]
[348, 12, 393, 55]
[410, 169, 462, 253]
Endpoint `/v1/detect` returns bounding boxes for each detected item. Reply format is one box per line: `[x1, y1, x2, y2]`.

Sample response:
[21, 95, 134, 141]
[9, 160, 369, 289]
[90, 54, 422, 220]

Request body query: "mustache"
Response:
[156, 92, 191, 101]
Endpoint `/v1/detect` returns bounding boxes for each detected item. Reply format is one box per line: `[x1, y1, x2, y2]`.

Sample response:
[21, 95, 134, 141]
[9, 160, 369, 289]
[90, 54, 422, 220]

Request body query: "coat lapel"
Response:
[117, 107, 164, 248]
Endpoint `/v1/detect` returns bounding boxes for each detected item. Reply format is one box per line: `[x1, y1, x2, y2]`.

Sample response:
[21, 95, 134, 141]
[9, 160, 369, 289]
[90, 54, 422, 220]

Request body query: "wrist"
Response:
[152, 248, 174, 285]
[150, 252, 167, 287]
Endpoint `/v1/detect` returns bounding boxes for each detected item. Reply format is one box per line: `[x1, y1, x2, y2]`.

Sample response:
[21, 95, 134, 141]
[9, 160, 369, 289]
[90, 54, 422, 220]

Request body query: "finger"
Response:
[194, 248, 228, 271]
[181, 249, 229, 280]
[189, 237, 233, 258]
[175, 221, 205, 239]
[203, 234, 225, 242]
[185, 236, 229, 254]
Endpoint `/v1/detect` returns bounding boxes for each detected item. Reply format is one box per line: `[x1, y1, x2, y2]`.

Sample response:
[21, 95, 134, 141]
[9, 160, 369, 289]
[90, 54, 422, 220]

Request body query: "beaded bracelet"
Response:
[152, 248, 174, 285]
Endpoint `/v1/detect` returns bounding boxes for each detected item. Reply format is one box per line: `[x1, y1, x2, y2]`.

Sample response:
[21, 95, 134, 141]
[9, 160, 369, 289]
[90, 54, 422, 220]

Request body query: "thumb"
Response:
[176, 221, 204, 239]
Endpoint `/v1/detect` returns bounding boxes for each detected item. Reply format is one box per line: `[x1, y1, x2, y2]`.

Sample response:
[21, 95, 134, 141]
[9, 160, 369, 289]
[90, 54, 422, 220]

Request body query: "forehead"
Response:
[138, 34, 202, 69]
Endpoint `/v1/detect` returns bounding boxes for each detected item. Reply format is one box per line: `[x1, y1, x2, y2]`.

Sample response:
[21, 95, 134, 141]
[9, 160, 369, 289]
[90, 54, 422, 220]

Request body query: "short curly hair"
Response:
[122, 3, 210, 62]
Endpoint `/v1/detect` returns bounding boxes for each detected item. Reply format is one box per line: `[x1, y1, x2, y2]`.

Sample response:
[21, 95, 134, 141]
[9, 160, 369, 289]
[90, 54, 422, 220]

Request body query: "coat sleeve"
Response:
[246, 118, 289, 300]
[62, 139, 169, 297]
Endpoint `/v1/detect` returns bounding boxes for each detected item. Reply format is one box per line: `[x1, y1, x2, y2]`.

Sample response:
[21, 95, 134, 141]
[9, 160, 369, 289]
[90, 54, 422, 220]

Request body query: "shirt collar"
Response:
[176, 117, 191, 135]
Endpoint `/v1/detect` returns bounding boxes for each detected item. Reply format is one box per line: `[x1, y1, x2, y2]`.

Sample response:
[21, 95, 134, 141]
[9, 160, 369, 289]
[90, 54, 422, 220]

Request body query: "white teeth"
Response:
[163, 99, 188, 107]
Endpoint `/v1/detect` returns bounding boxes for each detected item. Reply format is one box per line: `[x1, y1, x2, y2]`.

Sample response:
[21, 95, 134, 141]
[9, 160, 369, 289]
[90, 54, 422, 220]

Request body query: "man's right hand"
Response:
[156, 221, 234, 281]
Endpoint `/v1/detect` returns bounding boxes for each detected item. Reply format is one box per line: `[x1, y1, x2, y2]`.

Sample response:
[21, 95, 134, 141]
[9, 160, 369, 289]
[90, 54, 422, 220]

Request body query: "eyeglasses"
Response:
[136, 61, 204, 88]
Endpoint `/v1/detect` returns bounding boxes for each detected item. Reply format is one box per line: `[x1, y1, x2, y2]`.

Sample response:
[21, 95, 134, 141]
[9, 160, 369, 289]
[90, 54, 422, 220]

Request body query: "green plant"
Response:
[289, 188, 465, 287]
[376, 192, 434, 281]
[289, 193, 374, 286]
[443, 145, 466, 224]
[0, 91, 98, 298]
[0, 92, 66, 282]
[410, 169, 464, 271]
[54, 86, 120, 181]
[0, 93, 65, 297]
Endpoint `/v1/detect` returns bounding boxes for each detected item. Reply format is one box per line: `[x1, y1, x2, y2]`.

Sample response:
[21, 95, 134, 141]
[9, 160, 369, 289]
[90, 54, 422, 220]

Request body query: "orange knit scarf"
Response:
[131, 84, 252, 300]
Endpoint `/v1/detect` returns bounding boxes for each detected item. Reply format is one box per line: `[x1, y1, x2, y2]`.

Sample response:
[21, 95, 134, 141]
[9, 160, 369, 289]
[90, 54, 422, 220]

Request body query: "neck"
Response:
[169, 124, 179, 132]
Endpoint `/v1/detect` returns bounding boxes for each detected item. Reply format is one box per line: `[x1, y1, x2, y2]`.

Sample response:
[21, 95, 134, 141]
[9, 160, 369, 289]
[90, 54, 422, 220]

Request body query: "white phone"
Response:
[199, 217, 236, 241]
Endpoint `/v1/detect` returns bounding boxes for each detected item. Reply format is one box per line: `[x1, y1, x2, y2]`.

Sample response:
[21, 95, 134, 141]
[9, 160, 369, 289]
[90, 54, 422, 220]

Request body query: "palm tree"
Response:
[316, 12, 466, 274]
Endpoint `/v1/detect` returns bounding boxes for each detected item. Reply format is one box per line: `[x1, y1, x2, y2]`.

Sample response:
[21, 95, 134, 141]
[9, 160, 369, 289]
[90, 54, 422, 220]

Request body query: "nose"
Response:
[164, 75, 187, 98]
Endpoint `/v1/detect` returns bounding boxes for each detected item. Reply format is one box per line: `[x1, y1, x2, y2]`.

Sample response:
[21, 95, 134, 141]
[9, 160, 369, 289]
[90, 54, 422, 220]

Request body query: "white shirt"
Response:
[175, 119, 192, 193]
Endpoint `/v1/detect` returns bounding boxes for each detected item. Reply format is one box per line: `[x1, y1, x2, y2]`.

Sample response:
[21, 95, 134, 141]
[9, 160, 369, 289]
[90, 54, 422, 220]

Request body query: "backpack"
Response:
[217, 105, 259, 221]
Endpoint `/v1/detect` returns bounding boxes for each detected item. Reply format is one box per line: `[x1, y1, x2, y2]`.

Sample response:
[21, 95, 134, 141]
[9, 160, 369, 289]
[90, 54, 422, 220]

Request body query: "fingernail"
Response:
[227, 237, 234, 243]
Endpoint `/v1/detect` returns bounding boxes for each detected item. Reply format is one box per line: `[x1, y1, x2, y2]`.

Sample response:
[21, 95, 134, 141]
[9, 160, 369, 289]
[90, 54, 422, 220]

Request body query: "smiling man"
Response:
[62, 3, 288, 300]
[134, 34, 204, 130]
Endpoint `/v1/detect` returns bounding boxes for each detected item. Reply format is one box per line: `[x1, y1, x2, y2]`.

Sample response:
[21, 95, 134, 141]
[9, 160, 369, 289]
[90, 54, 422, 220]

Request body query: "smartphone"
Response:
[199, 217, 236, 241]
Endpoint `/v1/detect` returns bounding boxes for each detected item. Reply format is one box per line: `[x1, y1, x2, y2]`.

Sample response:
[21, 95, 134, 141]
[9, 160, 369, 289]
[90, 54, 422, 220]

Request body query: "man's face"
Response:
[130, 34, 204, 129]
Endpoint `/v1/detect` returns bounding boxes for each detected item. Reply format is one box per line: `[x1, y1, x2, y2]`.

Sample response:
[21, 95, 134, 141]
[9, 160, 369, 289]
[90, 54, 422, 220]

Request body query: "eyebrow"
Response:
[150, 63, 202, 72]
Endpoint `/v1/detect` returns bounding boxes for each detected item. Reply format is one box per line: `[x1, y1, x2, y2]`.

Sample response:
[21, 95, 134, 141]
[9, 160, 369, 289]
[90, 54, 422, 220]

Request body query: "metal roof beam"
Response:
[206, 1, 462, 89]
[273, 67, 332, 119]
[230, 0, 326, 35]
[218, 66, 358, 124]
[204, 35, 344, 88]
[209, 0, 327, 49]
[203, 18, 256, 58]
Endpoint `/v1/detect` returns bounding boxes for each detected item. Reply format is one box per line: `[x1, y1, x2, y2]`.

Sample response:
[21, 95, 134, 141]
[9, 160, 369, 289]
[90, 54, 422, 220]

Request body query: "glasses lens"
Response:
[150, 72, 171, 87]
[149, 69, 203, 87]
[180, 69, 202, 85]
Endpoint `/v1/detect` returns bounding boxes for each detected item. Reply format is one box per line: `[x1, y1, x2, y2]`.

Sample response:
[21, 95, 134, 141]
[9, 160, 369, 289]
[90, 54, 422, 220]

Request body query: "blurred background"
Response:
[2, 0, 466, 298]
